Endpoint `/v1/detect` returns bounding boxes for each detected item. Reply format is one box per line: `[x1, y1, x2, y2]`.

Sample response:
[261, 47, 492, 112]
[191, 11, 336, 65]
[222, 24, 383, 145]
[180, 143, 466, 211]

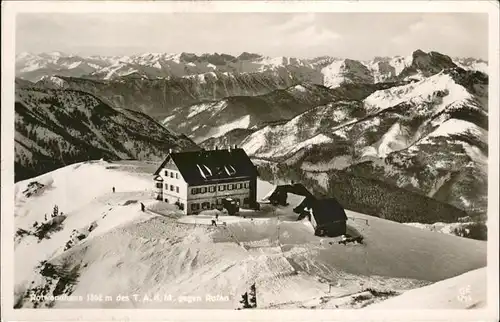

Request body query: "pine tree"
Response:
[52, 205, 59, 217]
[239, 292, 251, 309]
[249, 283, 257, 308]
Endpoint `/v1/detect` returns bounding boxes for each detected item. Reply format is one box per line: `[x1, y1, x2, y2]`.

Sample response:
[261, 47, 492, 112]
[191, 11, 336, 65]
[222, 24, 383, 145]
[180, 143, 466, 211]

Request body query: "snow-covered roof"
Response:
[154, 148, 257, 185]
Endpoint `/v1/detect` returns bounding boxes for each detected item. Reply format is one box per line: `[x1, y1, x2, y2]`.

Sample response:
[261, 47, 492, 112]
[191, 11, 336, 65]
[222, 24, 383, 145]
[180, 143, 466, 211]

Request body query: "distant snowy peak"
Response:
[398, 49, 458, 80]
[321, 59, 374, 88]
[362, 55, 412, 83]
[363, 71, 478, 115]
[37, 75, 68, 88]
[16, 50, 486, 84]
[453, 57, 488, 74]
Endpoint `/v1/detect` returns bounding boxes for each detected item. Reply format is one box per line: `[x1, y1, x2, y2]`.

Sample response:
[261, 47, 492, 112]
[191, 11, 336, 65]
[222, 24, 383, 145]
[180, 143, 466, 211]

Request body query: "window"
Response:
[216, 198, 221, 205]
[244, 197, 250, 206]
[238, 183, 243, 189]
[227, 184, 232, 191]
[170, 185, 174, 191]
[176, 186, 179, 193]
[202, 187, 207, 194]
[191, 203, 200, 211]
[164, 198, 169, 203]
[209, 186, 215, 193]
[164, 183, 169, 190]
[191, 188, 197, 194]
[202, 202, 210, 210]
[244, 182, 249, 189]
[155, 182, 162, 189]
[176, 173, 179, 179]
[164, 170, 169, 177]
[219, 185, 225, 191]
[170, 172, 174, 178]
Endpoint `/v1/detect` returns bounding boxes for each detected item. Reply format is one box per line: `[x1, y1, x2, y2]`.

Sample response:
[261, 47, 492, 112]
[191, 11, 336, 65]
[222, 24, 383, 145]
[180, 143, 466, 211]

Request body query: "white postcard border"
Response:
[2, 1, 499, 321]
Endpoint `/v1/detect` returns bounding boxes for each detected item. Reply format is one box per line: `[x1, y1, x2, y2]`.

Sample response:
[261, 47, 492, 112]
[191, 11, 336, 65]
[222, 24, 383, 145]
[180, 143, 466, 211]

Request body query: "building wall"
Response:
[186, 179, 252, 215]
[158, 167, 188, 214]
[153, 179, 163, 200]
[248, 176, 258, 209]
[314, 221, 346, 237]
[310, 211, 317, 229]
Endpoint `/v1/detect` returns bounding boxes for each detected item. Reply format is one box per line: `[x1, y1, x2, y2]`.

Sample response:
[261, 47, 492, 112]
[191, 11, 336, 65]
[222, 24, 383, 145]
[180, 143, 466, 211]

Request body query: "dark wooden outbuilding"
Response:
[295, 197, 347, 237]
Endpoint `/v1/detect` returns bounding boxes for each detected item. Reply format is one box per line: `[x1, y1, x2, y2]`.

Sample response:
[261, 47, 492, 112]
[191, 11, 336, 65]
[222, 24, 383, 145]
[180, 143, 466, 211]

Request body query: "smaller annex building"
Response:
[263, 183, 348, 237]
[295, 197, 348, 237]
[153, 146, 258, 215]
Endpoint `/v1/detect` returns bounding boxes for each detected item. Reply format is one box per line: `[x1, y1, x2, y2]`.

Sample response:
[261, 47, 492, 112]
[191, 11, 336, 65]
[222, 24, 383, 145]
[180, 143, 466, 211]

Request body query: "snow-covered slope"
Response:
[13, 161, 486, 309]
[366, 267, 486, 309]
[242, 70, 485, 159]
[236, 66, 488, 216]
[321, 59, 374, 88]
[162, 83, 339, 143]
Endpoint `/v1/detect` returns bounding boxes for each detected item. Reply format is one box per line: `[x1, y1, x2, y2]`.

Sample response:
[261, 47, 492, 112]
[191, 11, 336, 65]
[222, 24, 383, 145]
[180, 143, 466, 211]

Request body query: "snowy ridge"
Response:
[187, 100, 227, 119]
[321, 59, 374, 88]
[426, 119, 486, 140]
[209, 115, 251, 140]
[239, 101, 358, 158]
[16, 50, 487, 83]
[363, 72, 473, 115]
[39, 76, 67, 88]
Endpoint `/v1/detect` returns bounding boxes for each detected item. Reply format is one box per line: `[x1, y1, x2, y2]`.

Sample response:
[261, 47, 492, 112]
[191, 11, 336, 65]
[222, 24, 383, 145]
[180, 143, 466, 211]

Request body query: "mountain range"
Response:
[16, 50, 487, 120]
[15, 49, 489, 223]
[11, 48, 490, 311]
[15, 80, 198, 182]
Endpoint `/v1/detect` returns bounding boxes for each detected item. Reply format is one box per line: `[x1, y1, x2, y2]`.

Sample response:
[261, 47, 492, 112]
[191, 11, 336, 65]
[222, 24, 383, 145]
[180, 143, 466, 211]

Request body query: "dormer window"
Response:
[196, 164, 212, 179]
[202, 165, 212, 176]
[224, 165, 237, 176]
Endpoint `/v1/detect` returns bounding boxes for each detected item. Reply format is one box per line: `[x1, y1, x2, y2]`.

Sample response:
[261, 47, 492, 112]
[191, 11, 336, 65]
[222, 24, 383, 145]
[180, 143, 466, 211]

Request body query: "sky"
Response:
[16, 12, 489, 60]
